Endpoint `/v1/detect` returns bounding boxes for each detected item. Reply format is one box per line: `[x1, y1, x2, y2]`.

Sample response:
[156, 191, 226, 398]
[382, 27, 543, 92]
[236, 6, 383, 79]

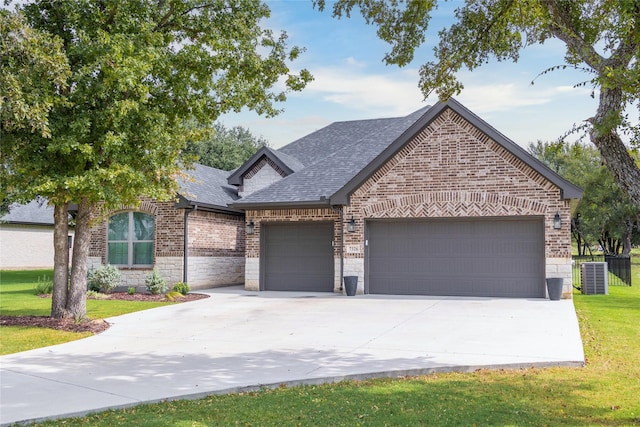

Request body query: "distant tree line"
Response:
[182, 122, 268, 171]
[529, 141, 640, 256]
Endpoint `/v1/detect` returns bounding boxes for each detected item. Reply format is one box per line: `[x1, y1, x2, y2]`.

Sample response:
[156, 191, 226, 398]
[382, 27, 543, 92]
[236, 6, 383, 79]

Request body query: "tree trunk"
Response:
[622, 220, 633, 256]
[67, 199, 94, 319]
[51, 203, 69, 319]
[590, 87, 640, 210]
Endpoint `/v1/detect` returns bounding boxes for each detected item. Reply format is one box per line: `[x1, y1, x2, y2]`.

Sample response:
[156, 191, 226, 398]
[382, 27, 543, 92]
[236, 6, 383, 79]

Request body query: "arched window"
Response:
[108, 212, 154, 266]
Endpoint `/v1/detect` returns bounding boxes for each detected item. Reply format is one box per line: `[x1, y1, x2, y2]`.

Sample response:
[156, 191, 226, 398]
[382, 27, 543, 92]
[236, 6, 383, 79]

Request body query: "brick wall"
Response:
[89, 199, 181, 261]
[89, 199, 245, 289]
[188, 210, 245, 257]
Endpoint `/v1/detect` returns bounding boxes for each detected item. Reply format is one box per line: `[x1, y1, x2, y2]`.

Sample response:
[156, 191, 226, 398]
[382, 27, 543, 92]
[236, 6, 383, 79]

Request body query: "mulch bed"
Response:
[0, 292, 209, 334]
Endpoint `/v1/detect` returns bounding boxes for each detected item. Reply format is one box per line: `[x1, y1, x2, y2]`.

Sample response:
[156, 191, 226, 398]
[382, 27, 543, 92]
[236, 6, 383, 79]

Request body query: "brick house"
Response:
[88, 164, 245, 290]
[89, 98, 581, 298]
[230, 98, 582, 298]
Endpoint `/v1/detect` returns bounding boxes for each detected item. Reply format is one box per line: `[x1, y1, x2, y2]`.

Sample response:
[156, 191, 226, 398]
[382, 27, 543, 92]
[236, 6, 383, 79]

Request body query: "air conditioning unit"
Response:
[580, 262, 608, 295]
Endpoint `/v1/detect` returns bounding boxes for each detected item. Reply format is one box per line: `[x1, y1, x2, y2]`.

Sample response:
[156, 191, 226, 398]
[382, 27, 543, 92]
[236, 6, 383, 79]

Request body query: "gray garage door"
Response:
[262, 222, 334, 292]
[367, 218, 545, 298]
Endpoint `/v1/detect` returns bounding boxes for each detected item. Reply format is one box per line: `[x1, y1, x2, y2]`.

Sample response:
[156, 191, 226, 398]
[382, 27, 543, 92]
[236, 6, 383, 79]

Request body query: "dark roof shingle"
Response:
[1, 199, 54, 225]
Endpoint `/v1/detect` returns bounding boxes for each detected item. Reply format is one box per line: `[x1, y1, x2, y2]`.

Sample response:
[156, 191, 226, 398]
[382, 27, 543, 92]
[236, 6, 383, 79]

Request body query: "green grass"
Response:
[0, 326, 92, 355]
[0, 270, 172, 355]
[22, 262, 640, 426]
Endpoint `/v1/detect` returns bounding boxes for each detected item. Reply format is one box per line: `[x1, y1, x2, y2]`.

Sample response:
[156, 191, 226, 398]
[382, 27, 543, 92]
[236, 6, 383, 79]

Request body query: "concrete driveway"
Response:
[0, 287, 584, 425]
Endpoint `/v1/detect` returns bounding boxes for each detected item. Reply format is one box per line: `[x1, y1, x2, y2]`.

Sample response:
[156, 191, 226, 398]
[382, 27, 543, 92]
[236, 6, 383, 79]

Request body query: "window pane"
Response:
[108, 213, 129, 241]
[133, 242, 153, 265]
[108, 242, 128, 265]
[133, 212, 154, 241]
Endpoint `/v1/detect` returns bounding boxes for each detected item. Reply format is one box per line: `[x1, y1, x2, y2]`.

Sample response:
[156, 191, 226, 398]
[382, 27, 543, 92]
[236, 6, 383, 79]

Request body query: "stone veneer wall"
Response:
[89, 199, 245, 290]
[239, 157, 288, 197]
[244, 108, 574, 298]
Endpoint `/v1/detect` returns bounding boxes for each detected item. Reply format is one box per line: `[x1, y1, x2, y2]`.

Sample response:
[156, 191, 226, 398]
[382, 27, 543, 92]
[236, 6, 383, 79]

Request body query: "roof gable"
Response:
[227, 146, 303, 186]
[331, 99, 582, 204]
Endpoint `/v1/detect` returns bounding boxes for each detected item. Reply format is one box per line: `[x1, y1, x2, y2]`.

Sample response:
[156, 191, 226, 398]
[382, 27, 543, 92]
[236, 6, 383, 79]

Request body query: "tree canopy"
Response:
[1, 0, 311, 318]
[0, 10, 70, 214]
[529, 140, 639, 255]
[317, 0, 640, 209]
[183, 122, 268, 171]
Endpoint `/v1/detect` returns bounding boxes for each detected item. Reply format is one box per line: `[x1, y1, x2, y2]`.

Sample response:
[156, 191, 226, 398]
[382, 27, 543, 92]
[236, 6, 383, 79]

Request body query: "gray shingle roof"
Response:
[232, 106, 431, 206]
[231, 99, 581, 208]
[1, 199, 54, 225]
[177, 163, 240, 212]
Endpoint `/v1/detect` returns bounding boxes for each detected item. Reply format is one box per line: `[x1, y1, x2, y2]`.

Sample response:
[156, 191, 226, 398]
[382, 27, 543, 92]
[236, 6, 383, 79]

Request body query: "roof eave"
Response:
[174, 194, 244, 215]
[1, 220, 55, 226]
[229, 199, 332, 211]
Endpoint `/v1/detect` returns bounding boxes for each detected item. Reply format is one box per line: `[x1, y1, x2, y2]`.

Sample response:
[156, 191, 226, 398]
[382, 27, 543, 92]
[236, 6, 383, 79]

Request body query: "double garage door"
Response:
[367, 218, 545, 298]
[261, 218, 545, 298]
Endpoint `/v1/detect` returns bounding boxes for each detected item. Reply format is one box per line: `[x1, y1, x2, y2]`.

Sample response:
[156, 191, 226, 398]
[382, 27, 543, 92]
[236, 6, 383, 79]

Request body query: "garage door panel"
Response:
[263, 223, 334, 292]
[368, 218, 544, 298]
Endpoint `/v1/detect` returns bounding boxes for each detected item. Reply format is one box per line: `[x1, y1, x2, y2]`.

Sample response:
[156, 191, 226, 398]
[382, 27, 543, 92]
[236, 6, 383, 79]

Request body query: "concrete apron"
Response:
[0, 287, 584, 426]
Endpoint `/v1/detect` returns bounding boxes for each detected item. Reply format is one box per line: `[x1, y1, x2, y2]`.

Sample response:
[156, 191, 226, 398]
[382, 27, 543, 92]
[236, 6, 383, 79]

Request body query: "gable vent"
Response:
[580, 262, 609, 295]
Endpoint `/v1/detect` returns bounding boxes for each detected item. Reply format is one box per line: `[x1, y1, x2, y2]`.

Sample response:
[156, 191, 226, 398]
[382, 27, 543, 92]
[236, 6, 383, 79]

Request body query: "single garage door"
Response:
[367, 218, 545, 298]
[262, 222, 334, 292]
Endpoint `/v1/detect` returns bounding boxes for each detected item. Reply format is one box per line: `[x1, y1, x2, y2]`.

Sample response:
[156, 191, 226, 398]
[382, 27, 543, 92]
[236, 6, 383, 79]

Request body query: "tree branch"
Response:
[542, 1, 605, 71]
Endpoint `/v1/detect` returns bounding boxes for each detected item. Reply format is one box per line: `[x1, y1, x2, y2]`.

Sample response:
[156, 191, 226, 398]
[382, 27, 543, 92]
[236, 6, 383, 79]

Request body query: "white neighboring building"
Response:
[0, 200, 73, 270]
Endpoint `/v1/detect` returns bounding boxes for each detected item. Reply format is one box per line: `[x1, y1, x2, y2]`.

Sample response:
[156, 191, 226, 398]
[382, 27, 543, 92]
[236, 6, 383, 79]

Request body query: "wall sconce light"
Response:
[347, 216, 356, 233]
[553, 212, 562, 230]
[246, 220, 255, 235]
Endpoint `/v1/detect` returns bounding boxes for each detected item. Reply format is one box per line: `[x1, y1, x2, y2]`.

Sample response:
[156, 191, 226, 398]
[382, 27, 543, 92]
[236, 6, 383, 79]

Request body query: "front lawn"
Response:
[22, 264, 640, 426]
[0, 270, 173, 355]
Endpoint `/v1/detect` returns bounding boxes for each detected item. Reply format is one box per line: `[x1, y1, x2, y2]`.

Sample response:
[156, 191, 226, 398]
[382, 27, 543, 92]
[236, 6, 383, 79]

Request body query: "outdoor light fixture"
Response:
[246, 221, 255, 235]
[553, 212, 562, 230]
[347, 216, 356, 233]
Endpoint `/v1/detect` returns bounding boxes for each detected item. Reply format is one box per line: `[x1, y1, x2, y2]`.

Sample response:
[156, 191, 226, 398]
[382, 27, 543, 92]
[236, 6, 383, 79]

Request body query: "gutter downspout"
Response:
[339, 206, 344, 291]
[183, 204, 197, 283]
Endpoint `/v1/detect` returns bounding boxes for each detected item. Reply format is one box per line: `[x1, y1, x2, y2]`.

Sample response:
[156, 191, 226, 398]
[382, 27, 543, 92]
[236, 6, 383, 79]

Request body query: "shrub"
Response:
[87, 265, 122, 294]
[145, 269, 167, 295]
[172, 282, 190, 295]
[34, 275, 53, 295]
[86, 290, 109, 300]
[165, 291, 184, 301]
[127, 287, 136, 295]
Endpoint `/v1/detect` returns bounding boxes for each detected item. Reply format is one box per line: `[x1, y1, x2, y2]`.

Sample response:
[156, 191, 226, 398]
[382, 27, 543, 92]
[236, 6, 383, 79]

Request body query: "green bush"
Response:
[87, 265, 122, 294]
[86, 290, 109, 300]
[145, 269, 167, 295]
[127, 287, 136, 295]
[33, 275, 53, 295]
[172, 282, 190, 295]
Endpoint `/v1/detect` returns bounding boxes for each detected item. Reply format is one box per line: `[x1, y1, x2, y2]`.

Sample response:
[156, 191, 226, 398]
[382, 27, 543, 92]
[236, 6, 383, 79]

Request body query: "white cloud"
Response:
[303, 66, 426, 116]
[456, 82, 592, 115]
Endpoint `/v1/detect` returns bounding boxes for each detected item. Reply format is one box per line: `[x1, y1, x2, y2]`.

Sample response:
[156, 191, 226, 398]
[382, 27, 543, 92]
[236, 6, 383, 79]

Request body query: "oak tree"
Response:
[1, 1, 311, 318]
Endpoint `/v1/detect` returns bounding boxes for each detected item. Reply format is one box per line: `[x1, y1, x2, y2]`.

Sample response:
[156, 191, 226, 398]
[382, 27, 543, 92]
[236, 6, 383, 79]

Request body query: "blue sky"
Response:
[220, 0, 602, 149]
